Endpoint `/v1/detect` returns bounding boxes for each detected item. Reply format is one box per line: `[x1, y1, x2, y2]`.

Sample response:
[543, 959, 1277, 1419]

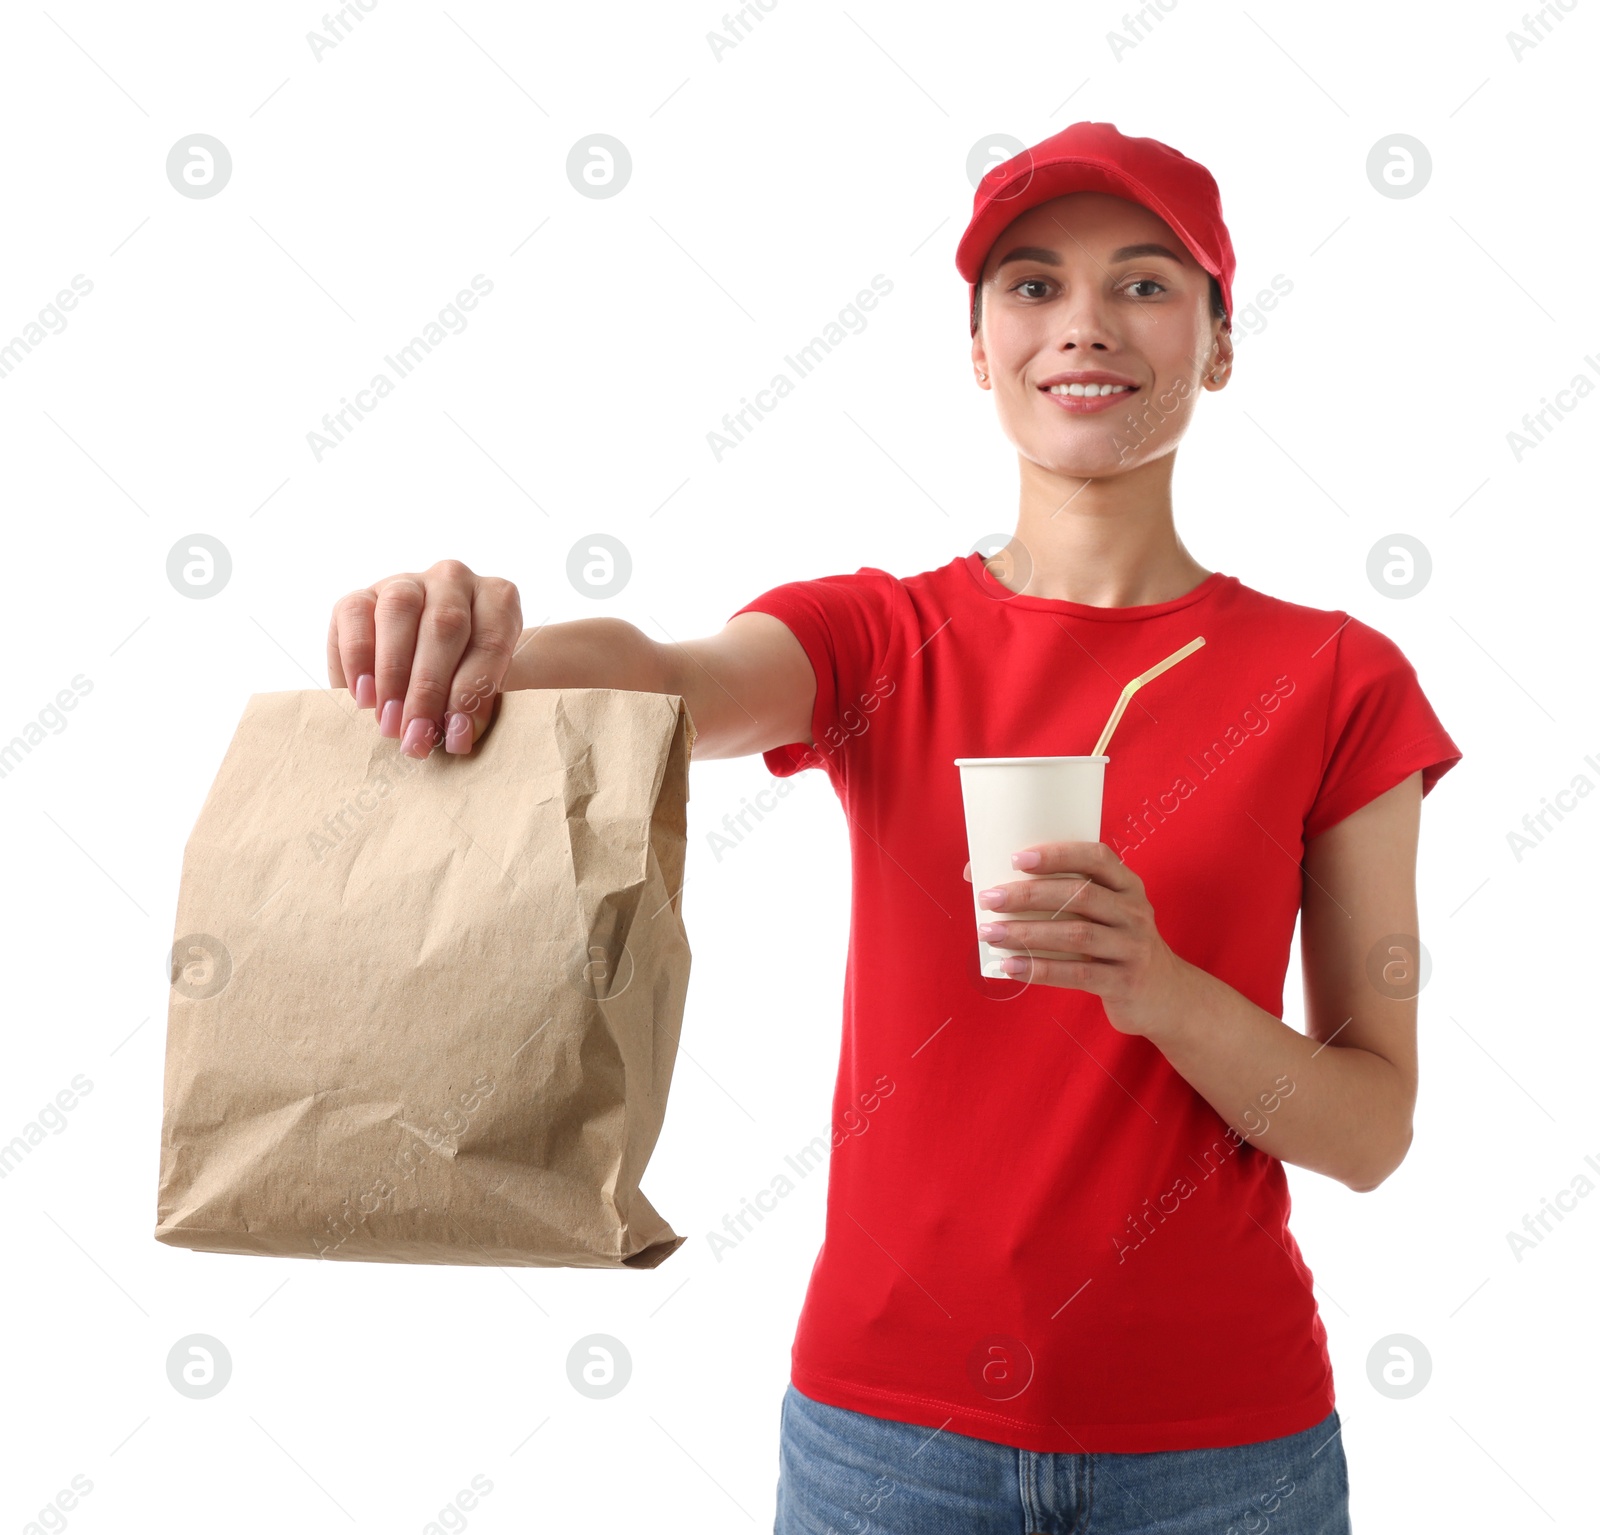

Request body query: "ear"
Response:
[1204, 325, 1234, 390]
[971, 335, 990, 389]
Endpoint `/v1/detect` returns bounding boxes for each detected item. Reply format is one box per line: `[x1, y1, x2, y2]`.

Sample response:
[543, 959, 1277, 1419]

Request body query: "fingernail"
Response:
[1001, 956, 1029, 975]
[444, 712, 472, 754]
[978, 888, 1006, 908]
[1011, 850, 1041, 869]
[977, 922, 1007, 938]
[354, 674, 376, 709]
[400, 718, 437, 758]
[379, 699, 402, 738]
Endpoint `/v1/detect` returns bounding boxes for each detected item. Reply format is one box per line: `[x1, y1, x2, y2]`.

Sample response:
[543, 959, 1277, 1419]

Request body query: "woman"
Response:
[327, 122, 1460, 1534]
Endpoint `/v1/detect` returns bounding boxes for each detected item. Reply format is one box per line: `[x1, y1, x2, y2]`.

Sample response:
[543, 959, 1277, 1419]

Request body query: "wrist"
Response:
[1133, 951, 1207, 1046]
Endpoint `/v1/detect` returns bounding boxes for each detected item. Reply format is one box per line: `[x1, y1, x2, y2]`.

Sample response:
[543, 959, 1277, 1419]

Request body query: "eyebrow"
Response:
[992, 242, 1187, 271]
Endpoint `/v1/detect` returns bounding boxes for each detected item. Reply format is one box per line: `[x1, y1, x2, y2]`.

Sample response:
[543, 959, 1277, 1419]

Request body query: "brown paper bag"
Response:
[155, 686, 694, 1269]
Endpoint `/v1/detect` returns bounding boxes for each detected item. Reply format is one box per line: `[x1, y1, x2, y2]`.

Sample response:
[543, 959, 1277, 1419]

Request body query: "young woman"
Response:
[327, 122, 1461, 1534]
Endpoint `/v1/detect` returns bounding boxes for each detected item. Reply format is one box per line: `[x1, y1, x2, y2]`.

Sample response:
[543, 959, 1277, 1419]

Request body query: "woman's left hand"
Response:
[967, 840, 1194, 1037]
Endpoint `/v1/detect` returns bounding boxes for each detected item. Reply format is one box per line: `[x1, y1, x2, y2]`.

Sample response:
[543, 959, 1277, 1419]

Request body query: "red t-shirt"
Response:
[728, 552, 1462, 1454]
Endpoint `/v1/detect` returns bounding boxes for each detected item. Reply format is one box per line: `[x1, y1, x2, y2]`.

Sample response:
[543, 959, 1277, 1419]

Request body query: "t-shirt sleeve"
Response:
[1303, 615, 1463, 841]
[727, 567, 897, 785]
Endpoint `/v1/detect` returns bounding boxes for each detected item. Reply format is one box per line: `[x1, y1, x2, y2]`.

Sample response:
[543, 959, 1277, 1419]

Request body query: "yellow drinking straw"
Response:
[1091, 636, 1206, 757]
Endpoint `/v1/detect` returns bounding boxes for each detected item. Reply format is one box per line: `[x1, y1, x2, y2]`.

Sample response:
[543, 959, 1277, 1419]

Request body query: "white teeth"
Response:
[1047, 382, 1133, 397]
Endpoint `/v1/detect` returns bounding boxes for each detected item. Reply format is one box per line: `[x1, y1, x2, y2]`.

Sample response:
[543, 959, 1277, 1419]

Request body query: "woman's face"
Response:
[971, 191, 1231, 479]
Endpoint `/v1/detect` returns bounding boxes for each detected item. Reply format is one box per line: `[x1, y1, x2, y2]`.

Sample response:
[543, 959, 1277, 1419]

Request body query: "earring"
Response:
[978, 371, 987, 382]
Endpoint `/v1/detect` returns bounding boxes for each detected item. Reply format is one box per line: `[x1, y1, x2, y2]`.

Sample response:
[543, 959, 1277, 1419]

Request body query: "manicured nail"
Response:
[444, 712, 472, 754]
[379, 699, 402, 738]
[1011, 850, 1041, 869]
[401, 718, 437, 758]
[977, 922, 1007, 938]
[978, 888, 1006, 908]
[1001, 956, 1028, 975]
[354, 674, 376, 708]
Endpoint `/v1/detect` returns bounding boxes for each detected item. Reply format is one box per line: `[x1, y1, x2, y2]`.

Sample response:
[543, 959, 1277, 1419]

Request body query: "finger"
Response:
[399, 564, 477, 756]
[442, 578, 522, 754]
[1037, 876, 1101, 920]
[444, 678, 505, 755]
[326, 608, 347, 688]
[372, 577, 426, 739]
[993, 952, 1102, 987]
[977, 874, 1101, 916]
[976, 917, 1109, 960]
[1016, 840, 1133, 891]
[328, 588, 378, 706]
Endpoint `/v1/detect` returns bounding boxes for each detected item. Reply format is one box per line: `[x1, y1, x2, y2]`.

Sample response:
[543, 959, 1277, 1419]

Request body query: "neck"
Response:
[992, 454, 1210, 606]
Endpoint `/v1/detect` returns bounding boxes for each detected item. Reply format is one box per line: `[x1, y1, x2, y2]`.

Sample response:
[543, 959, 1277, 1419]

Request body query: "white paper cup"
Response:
[954, 756, 1108, 980]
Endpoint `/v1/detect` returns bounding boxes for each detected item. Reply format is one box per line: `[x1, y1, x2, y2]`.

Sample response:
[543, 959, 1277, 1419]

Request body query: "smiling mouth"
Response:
[1039, 382, 1141, 414]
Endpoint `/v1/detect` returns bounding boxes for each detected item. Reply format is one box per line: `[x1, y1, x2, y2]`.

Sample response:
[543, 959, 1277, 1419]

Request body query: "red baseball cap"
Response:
[955, 121, 1235, 335]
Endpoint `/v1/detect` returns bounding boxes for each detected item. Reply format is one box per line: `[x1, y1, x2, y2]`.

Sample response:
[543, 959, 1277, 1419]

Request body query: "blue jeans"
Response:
[774, 1383, 1351, 1535]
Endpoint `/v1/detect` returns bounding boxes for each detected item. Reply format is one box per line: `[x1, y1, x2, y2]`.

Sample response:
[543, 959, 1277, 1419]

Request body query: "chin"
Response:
[1018, 436, 1141, 479]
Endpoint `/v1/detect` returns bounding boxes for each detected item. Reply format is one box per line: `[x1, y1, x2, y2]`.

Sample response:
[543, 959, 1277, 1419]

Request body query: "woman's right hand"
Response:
[326, 559, 523, 757]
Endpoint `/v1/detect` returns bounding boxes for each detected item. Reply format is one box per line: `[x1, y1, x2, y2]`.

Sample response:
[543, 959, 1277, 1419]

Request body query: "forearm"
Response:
[1146, 960, 1413, 1192]
[504, 617, 671, 694]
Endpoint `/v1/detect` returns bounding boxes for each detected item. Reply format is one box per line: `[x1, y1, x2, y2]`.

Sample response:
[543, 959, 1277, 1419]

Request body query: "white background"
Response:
[0, 1, 1593, 1530]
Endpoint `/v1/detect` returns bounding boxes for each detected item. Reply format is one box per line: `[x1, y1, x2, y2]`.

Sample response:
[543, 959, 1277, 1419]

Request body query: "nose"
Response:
[1051, 286, 1117, 351]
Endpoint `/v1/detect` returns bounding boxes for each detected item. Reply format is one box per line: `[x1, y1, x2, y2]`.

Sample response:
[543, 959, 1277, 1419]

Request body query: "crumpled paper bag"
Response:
[155, 686, 693, 1269]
